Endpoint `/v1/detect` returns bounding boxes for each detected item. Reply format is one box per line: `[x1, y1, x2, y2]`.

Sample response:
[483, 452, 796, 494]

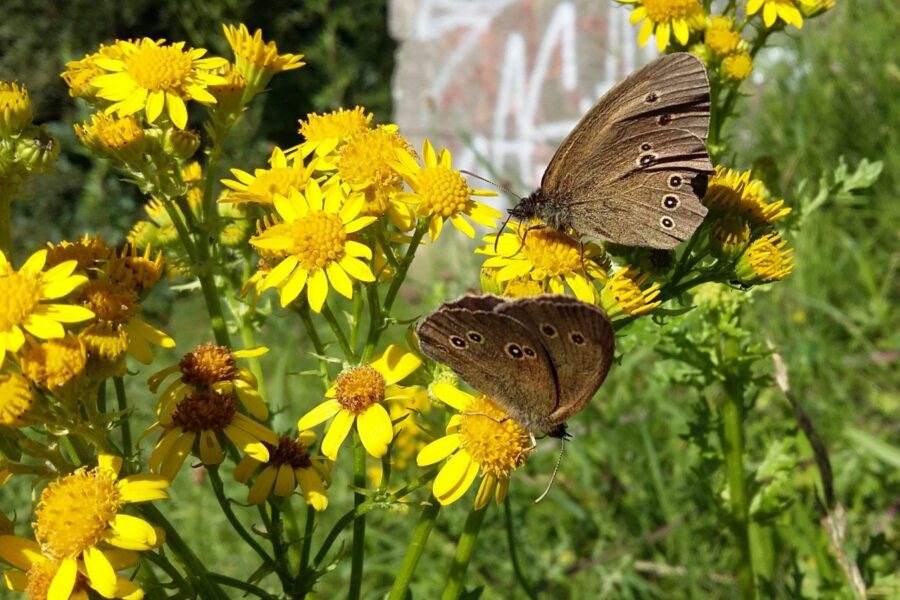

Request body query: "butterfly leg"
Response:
[516, 432, 538, 463]
[510, 223, 549, 257]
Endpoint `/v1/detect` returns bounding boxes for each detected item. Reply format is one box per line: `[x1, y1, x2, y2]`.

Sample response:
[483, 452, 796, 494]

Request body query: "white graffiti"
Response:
[399, 0, 654, 194]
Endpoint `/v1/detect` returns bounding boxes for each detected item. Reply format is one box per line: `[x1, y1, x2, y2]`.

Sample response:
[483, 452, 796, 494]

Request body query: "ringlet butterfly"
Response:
[416, 294, 615, 438]
[509, 52, 713, 250]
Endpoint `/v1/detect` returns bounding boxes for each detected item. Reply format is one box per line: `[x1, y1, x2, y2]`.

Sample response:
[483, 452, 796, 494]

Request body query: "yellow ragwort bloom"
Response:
[722, 52, 753, 80]
[0, 81, 32, 136]
[249, 180, 377, 312]
[221, 146, 316, 206]
[61, 42, 130, 99]
[0, 249, 94, 365]
[234, 432, 330, 509]
[620, 0, 706, 51]
[291, 106, 373, 161]
[600, 266, 662, 318]
[704, 165, 791, 226]
[150, 343, 269, 421]
[735, 233, 795, 283]
[223, 23, 304, 95]
[91, 38, 228, 129]
[709, 216, 752, 260]
[747, 0, 817, 28]
[298, 344, 422, 460]
[6, 455, 169, 599]
[705, 16, 741, 56]
[478, 222, 607, 303]
[417, 383, 532, 509]
[18, 335, 88, 390]
[393, 139, 500, 241]
[149, 387, 278, 480]
[74, 113, 146, 163]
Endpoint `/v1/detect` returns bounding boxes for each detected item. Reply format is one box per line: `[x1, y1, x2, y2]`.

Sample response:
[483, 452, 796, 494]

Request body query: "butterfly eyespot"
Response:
[658, 114, 672, 125]
[450, 336, 467, 348]
[505, 343, 524, 359]
[523, 347, 536, 358]
[660, 217, 675, 230]
[669, 175, 682, 188]
[663, 195, 679, 209]
[640, 142, 652, 151]
[541, 324, 557, 337]
[639, 154, 655, 167]
[467, 331, 483, 343]
[570, 332, 586, 345]
[645, 92, 659, 103]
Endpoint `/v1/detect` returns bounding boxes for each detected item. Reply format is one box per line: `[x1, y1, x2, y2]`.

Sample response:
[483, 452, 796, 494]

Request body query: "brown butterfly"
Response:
[416, 294, 615, 438]
[508, 52, 713, 250]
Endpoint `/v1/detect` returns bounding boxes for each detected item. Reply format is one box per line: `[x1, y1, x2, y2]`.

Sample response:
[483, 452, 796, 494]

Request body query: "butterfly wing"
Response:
[540, 52, 712, 249]
[416, 295, 559, 432]
[495, 296, 615, 431]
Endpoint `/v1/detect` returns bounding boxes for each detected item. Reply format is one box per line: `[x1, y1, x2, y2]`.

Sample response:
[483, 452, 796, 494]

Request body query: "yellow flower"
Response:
[91, 38, 228, 129]
[704, 165, 791, 226]
[5, 455, 169, 599]
[76, 280, 175, 365]
[150, 343, 269, 421]
[234, 432, 330, 509]
[478, 222, 607, 302]
[106, 244, 165, 294]
[747, 0, 816, 28]
[393, 139, 500, 241]
[290, 106, 373, 161]
[0, 249, 94, 365]
[223, 23, 304, 97]
[249, 180, 377, 312]
[0, 372, 34, 426]
[61, 42, 129, 100]
[336, 127, 417, 229]
[74, 113, 146, 163]
[0, 81, 32, 136]
[0, 536, 144, 600]
[735, 233, 795, 283]
[18, 335, 88, 390]
[600, 266, 662, 318]
[149, 387, 278, 480]
[221, 146, 316, 206]
[705, 16, 741, 55]
[417, 383, 532, 509]
[298, 344, 422, 460]
[709, 216, 751, 260]
[45, 235, 116, 273]
[620, 0, 706, 51]
[722, 52, 753, 80]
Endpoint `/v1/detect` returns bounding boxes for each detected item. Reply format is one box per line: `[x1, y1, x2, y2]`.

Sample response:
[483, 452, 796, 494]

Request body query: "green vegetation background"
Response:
[1, 0, 897, 597]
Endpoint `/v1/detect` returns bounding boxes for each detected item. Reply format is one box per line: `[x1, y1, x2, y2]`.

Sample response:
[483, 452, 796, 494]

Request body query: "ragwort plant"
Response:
[0, 4, 881, 599]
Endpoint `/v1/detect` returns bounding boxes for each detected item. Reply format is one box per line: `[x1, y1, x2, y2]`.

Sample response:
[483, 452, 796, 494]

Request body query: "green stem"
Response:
[112, 377, 132, 456]
[199, 271, 231, 347]
[321, 301, 356, 362]
[349, 434, 367, 600]
[441, 505, 489, 600]
[207, 573, 279, 600]
[267, 502, 292, 588]
[720, 377, 756, 600]
[207, 466, 274, 566]
[297, 304, 330, 386]
[299, 504, 316, 575]
[142, 550, 192, 596]
[0, 190, 11, 258]
[140, 504, 230, 600]
[503, 496, 537, 600]
[388, 497, 441, 600]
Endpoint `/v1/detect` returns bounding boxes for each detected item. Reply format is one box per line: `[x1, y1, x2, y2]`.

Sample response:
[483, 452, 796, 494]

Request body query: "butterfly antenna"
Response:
[534, 437, 566, 504]
[460, 170, 516, 198]
[494, 211, 514, 253]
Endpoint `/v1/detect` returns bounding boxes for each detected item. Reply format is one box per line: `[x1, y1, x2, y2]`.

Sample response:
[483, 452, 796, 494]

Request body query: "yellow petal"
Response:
[322, 409, 355, 460]
[84, 546, 118, 598]
[434, 451, 479, 505]
[233, 455, 260, 484]
[262, 255, 299, 290]
[325, 262, 354, 299]
[307, 268, 329, 313]
[280, 268, 309, 307]
[297, 468, 328, 511]
[107, 514, 159, 550]
[47, 557, 78, 600]
[338, 256, 375, 283]
[298, 399, 342, 430]
[417, 434, 461, 466]
[673, 19, 689, 45]
[199, 430, 224, 465]
[474, 475, 496, 510]
[273, 464, 297, 497]
[655, 22, 671, 52]
[22, 313, 65, 340]
[432, 382, 473, 411]
[117, 475, 170, 503]
[0, 535, 42, 570]
[371, 344, 421, 385]
[637, 19, 654, 47]
[450, 215, 476, 238]
[166, 93, 188, 129]
[247, 465, 277, 504]
[146, 90, 165, 123]
[356, 403, 393, 458]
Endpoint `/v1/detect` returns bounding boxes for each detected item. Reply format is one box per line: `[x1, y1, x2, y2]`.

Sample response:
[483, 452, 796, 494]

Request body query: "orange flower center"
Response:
[334, 366, 385, 413]
[285, 212, 347, 270]
[459, 396, 530, 479]
[179, 344, 238, 388]
[126, 43, 193, 91]
[416, 166, 471, 218]
[171, 390, 237, 433]
[642, 0, 699, 21]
